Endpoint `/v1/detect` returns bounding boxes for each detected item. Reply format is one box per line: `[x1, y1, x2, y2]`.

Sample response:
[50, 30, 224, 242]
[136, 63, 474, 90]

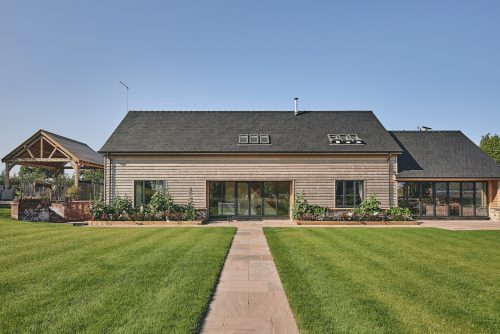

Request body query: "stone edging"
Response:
[293, 220, 420, 225]
[87, 220, 205, 226]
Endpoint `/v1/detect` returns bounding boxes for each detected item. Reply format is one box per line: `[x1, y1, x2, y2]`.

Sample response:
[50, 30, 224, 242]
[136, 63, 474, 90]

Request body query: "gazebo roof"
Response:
[2, 130, 104, 169]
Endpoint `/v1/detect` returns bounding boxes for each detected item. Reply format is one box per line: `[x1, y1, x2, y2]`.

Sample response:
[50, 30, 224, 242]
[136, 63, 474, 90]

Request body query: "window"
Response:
[239, 134, 249, 144]
[249, 134, 259, 144]
[134, 180, 165, 207]
[238, 134, 271, 144]
[421, 182, 433, 216]
[435, 182, 448, 216]
[328, 134, 364, 145]
[476, 182, 488, 216]
[336, 180, 364, 207]
[397, 181, 489, 217]
[259, 134, 270, 144]
[462, 182, 474, 216]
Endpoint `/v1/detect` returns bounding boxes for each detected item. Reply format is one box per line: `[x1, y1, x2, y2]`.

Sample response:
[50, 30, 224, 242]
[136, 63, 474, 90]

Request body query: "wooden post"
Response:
[73, 163, 79, 189]
[4, 163, 11, 188]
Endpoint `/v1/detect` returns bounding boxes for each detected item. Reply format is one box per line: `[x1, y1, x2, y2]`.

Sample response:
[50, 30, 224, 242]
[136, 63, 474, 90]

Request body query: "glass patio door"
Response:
[236, 182, 264, 217]
[237, 182, 250, 216]
[249, 182, 263, 216]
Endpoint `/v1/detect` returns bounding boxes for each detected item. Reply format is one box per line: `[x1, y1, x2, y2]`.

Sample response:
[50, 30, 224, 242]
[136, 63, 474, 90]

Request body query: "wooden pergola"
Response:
[2, 130, 104, 189]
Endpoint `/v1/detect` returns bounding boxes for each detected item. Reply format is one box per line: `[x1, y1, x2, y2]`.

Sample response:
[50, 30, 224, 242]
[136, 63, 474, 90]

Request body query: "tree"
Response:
[0, 169, 4, 185]
[18, 166, 57, 182]
[480, 133, 500, 164]
[80, 169, 104, 184]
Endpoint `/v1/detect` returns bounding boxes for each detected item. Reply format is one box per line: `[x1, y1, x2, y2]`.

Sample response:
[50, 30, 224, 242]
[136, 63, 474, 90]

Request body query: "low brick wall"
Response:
[51, 201, 92, 222]
[10, 202, 19, 219]
[11, 200, 91, 222]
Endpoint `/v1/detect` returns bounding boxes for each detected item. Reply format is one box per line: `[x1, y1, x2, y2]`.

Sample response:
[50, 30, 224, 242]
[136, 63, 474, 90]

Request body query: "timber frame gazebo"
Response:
[2, 130, 104, 191]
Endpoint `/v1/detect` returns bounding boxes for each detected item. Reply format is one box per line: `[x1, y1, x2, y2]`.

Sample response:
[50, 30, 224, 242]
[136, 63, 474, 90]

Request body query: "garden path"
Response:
[201, 222, 298, 334]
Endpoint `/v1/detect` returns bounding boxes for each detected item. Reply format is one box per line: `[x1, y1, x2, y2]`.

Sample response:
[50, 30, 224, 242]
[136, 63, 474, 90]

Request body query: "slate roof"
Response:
[43, 131, 104, 166]
[390, 131, 500, 179]
[100, 110, 402, 153]
[2, 130, 104, 167]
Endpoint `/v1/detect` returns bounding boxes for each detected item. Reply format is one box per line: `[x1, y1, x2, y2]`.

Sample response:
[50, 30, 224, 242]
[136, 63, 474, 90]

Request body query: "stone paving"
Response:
[201, 223, 298, 334]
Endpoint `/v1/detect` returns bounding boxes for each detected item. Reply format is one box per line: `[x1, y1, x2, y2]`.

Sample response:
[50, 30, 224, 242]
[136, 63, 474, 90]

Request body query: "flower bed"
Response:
[292, 193, 414, 223]
[87, 219, 206, 226]
[90, 189, 207, 222]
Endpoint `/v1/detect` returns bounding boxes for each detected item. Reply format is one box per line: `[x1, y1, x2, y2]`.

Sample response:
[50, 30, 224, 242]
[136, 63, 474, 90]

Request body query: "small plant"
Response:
[149, 191, 167, 216]
[112, 196, 134, 220]
[66, 185, 79, 200]
[387, 206, 413, 220]
[292, 192, 310, 219]
[352, 194, 381, 216]
[90, 196, 113, 220]
[184, 188, 196, 221]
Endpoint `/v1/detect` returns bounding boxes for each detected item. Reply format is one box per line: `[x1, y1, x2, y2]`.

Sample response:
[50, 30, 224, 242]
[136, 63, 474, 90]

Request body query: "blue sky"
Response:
[1, 0, 499, 162]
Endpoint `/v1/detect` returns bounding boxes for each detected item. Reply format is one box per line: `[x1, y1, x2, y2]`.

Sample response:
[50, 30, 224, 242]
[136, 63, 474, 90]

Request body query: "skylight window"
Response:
[260, 134, 270, 144]
[239, 134, 249, 144]
[328, 134, 364, 145]
[238, 134, 271, 145]
[249, 134, 259, 144]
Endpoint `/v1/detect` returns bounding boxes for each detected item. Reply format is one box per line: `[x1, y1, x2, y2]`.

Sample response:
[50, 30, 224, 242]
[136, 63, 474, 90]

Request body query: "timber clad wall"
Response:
[105, 154, 397, 209]
[489, 181, 500, 221]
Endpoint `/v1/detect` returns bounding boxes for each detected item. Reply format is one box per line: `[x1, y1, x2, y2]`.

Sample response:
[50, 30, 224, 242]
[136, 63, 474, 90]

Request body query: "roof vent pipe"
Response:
[294, 97, 299, 116]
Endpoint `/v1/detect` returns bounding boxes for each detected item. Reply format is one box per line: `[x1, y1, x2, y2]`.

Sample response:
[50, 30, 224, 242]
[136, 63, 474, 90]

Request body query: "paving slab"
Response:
[201, 224, 298, 334]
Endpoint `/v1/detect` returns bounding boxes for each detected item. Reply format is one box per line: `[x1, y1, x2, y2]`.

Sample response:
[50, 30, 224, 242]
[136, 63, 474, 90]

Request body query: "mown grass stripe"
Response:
[0, 209, 235, 333]
[264, 227, 500, 334]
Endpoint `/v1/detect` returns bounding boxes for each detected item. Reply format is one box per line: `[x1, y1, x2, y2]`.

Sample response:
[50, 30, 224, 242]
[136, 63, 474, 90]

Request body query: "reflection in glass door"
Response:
[449, 182, 461, 216]
[237, 182, 250, 216]
[208, 181, 290, 218]
[250, 182, 263, 216]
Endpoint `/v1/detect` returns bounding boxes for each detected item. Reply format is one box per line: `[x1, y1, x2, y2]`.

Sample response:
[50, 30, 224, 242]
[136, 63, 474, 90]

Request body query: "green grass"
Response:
[0, 208, 235, 333]
[264, 227, 500, 334]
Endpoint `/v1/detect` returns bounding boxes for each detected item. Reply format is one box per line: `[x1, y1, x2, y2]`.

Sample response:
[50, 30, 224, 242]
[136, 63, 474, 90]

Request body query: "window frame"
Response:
[259, 134, 270, 144]
[335, 180, 365, 208]
[249, 134, 259, 144]
[238, 134, 271, 145]
[134, 180, 166, 207]
[238, 134, 249, 144]
[397, 181, 489, 217]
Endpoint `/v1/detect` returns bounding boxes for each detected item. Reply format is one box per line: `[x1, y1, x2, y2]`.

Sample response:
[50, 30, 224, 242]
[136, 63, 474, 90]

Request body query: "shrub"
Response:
[184, 188, 196, 221]
[352, 194, 381, 216]
[112, 196, 134, 220]
[90, 196, 113, 220]
[292, 192, 309, 219]
[66, 185, 79, 200]
[149, 191, 167, 216]
[292, 192, 330, 220]
[293, 193, 413, 222]
[387, 206, 413, 220]
[195, 209, 208, 221]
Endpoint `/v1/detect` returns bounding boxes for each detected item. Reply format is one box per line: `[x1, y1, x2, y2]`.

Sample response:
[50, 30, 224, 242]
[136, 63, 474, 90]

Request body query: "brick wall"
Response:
[11, 200, 91, 222]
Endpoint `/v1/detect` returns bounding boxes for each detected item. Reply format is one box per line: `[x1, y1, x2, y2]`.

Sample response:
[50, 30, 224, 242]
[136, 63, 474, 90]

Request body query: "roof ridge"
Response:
[43, 130, 91, 147]
[390, 130, 462, 133]
[128, 110, 373, 113]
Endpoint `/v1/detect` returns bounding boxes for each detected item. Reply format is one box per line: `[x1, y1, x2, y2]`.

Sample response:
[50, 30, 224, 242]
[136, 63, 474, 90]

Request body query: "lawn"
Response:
[264, 227, 500, 334]
[0, 208, 235, 333]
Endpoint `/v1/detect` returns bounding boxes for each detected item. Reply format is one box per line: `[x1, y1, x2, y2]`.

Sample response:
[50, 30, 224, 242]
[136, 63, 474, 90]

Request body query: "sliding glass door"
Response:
[209, 181, 290, 218]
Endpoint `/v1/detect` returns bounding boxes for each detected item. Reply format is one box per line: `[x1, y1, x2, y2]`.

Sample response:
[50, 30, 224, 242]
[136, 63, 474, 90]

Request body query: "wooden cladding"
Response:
[105, 154, 397, 209]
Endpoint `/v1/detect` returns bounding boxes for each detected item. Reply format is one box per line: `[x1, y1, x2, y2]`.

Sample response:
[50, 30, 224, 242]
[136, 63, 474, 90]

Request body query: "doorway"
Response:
[208, 181, 290, 219]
